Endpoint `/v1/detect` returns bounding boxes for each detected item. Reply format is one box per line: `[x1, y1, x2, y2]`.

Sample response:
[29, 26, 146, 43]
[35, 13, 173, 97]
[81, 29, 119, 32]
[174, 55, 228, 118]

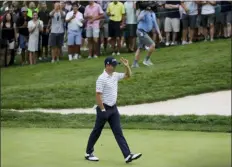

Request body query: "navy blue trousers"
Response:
[86, 104, 131, 158]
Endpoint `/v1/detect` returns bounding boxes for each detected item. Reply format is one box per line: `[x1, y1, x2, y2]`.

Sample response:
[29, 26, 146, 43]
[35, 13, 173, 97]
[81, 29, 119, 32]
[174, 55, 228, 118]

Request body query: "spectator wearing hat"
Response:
[16, 7, 31, 65]
[65, 2, 84, 61]
[23, 1, 40, 19]
[84, 1, 104, 59]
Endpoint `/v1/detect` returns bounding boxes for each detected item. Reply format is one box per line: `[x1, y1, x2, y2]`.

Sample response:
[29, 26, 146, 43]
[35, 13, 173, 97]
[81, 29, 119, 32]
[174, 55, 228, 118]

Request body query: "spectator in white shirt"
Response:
[201, 1, 216, 41]
[28, 11, 43, 65]
[124, 1, 137, 52]
[65, 2, 84, 61]
[181, 1, 199, 44]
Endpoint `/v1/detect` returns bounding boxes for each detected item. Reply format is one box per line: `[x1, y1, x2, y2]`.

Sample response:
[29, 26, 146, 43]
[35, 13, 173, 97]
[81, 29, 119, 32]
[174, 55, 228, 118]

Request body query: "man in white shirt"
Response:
[201, 1, 216, 41]
[65, 2, 83, 61]
[124, 1, 137, 52]
[181, 1, 199, 44]
[85, 56, 142, 163]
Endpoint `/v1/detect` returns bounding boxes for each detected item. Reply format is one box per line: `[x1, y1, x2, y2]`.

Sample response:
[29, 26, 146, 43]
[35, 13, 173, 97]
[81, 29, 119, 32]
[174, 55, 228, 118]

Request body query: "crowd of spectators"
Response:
[0, 1, 231, 67]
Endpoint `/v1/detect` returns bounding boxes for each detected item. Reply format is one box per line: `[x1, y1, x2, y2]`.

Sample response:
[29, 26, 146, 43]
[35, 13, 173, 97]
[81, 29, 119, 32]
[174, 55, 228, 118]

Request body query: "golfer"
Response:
[85, 56, 142, 163]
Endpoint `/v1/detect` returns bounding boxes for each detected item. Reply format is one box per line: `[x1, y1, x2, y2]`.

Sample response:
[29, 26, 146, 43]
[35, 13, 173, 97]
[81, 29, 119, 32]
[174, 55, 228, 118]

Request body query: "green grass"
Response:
[1, 39, 231, 109]
[1, 111, 231, 132]
[1, 128, 231, 167]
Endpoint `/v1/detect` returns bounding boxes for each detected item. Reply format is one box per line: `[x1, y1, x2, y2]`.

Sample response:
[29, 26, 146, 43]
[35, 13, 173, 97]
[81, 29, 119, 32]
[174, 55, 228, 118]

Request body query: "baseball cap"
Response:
[21, 7, 28, 12]
[104, 56, 120, 67]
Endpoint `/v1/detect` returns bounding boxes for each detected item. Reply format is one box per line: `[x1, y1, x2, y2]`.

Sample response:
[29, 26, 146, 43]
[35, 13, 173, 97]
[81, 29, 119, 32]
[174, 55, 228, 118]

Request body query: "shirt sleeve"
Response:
[106, 3, 110, 13]
[79, 13, 84, 21]
[96, 77, 104, 93]
[121, 3, 126, 14]
[40, 20, 44, 29]
[98, 4, 104, 14]
[84, 6, 88, 17]
[65, 12, 70, 20]
[115, 72, 125, 81]
[27, 21, 33, 29]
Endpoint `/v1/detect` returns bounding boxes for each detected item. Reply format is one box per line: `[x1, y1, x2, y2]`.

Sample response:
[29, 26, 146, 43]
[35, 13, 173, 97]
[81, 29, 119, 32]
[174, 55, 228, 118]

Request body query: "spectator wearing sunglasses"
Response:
[49, 2, 65, 63]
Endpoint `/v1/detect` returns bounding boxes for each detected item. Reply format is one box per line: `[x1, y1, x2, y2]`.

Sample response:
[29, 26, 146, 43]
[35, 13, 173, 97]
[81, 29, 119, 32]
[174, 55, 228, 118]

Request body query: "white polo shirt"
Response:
[96, 70, 125, 107]
[65, 11, 83, 31]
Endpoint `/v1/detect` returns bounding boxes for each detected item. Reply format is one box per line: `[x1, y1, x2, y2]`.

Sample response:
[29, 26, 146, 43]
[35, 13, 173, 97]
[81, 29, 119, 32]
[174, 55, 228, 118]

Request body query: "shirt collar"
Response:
[103, 70, 112, 78]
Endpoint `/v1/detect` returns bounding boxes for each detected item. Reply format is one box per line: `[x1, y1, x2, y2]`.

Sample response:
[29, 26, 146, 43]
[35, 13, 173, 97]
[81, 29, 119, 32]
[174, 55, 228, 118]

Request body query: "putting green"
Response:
[1, 128, 230, 167]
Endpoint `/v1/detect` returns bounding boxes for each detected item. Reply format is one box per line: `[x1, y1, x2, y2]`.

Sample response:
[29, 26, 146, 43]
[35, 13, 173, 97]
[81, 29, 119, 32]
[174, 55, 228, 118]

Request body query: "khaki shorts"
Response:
[164, 17, 180, 32]
[86, 27, 100, 38]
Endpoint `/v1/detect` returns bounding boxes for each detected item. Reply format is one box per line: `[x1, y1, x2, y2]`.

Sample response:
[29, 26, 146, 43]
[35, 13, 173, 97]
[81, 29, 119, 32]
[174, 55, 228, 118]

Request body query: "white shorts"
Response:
[165, 17, 180, 32]
[86, 27, 100, 38]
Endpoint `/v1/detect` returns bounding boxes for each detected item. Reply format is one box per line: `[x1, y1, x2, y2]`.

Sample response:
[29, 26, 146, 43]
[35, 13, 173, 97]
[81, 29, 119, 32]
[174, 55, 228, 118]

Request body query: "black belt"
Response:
[103, 103, 116, 109]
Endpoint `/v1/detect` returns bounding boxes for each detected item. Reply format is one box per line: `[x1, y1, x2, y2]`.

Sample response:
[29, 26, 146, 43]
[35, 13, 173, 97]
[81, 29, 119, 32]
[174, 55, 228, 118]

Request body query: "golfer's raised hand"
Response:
[120, 57, 129, 67]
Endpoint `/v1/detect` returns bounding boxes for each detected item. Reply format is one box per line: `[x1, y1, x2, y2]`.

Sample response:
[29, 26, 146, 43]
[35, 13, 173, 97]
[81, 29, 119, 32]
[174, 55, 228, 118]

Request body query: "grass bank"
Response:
[1, 111, 231, 132]
[1, 39, 231, 109]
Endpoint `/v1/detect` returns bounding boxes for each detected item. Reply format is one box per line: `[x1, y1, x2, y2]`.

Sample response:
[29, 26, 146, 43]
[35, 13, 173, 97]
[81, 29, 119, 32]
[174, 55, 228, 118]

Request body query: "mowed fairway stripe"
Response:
[1, 128, 231, 167]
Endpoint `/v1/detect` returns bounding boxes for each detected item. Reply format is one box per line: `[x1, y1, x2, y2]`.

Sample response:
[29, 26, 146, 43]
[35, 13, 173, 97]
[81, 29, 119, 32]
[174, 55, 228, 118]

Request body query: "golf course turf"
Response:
[1, 128, 231, 167]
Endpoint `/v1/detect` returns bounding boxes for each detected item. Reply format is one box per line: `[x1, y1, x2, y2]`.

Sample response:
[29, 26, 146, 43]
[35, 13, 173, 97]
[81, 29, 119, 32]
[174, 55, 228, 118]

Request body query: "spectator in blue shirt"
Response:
[132, 6, 162, 68]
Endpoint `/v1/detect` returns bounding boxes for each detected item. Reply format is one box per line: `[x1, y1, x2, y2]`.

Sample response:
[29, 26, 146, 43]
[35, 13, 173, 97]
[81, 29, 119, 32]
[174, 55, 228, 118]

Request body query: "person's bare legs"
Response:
[103, 37, 107, 51]
[21, 49, 26, 65]
[131, 37, 136, 51]
[135, 48, 141, 62]
[29, 52, 33, 65]
[33, 52, 37, 64]
[203, 27, 208, 41]
[227, 23, 231, 37]
[68, 45, 74, 60]
[182, 28, 188, 43]
[51, 47, 56, 62]
[116, 37, 121, 53]
[172, 32, 177, 44]
[189, 28, 195, 42]
[166, 32, 170, 45]
[57, 47, 61, 61]
[76, 45, 81, 56]
[209, 24, 214, 41]
[88, 38, 93, 58]
[93, 37, 99, 57]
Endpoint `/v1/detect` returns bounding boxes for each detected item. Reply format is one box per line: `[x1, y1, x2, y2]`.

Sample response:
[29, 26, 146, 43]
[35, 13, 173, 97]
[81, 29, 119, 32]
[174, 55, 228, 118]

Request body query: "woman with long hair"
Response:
[27, 11, 43, 65]
[0, 12, 17, 67]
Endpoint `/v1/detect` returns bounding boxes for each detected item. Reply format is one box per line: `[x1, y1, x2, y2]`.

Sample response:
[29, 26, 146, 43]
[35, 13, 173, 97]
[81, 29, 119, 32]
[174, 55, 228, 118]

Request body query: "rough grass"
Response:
[1, 111, 231, 132]
[1, 39, 231, 109]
